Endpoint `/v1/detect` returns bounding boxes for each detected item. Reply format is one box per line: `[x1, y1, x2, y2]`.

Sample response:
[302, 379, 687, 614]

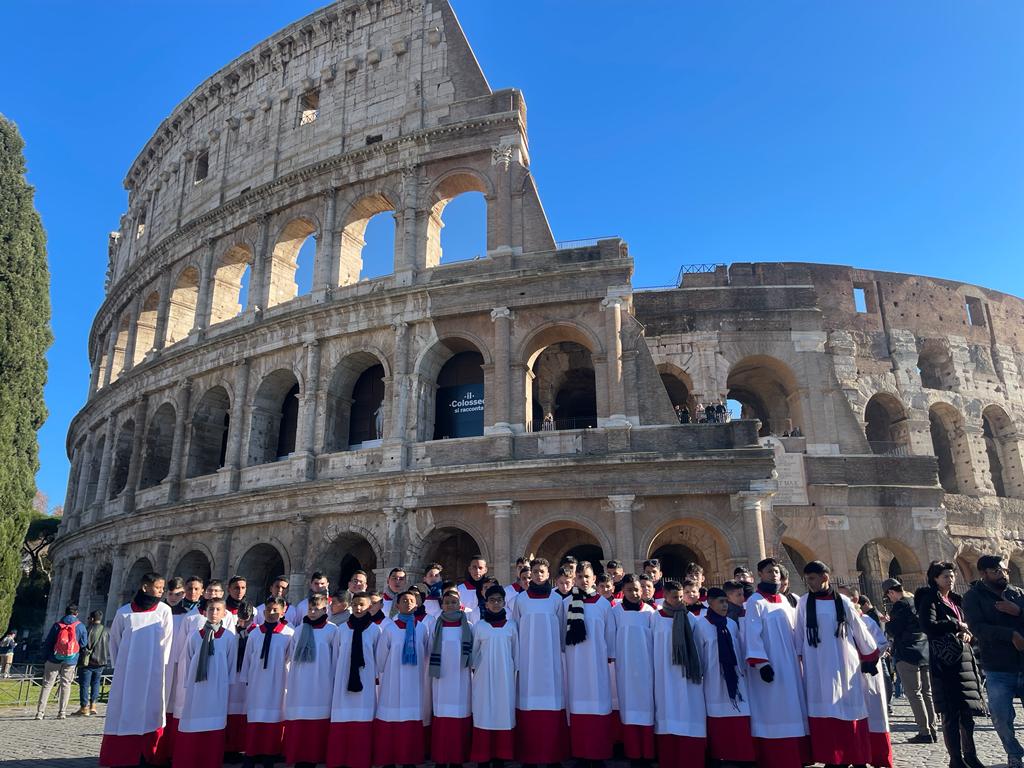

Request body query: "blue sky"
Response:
[1, 1, 1021, 509]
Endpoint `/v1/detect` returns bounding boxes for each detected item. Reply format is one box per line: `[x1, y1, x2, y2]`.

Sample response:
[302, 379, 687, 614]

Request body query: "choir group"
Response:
[96, 554, 893, 768]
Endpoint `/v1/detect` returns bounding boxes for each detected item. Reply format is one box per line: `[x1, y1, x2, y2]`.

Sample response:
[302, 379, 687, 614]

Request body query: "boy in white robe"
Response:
[374, 589, 431, 767]
[224, 575, 249, 634]
[100, 571, 175, 768]
[470, 585, 519, 766]
[510, 557, 570, 765]
[504, 564, 530, 608]
[469, 577, 500, 624]
[843, 587, 894, 768]
[564, 561, 617, 765]
[225, 602, 255, 760]
[254, 575, 292, 625]
[650, 579, 707, 766]
[421, 563, 445, 617]
[743, 557, 810, 768]
[283, 592, 337, 767]
[241, 597, 293, 768]
[155, 576, 201, 765]
[613, 575, 657, 763]
[458, 555, 489, 617]
[327, 592, 381, 768]
[429, 588, 475, 766]
[291, 571, 330, 627]
[174, 598, 237, 768]
[696, 588, 755, 765]
[380, 567, 408, 617]
[682, 577, 706, 618]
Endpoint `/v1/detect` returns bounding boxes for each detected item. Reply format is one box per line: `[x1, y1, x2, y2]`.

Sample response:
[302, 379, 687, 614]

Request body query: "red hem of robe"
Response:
[469, 727, 515, 762]
[609, 709, 623, 745]
[327, 720, 374, 768]
[430, 715, 472, 763]
[224, 713, 247, 752]
[870, 730, 894, 768]
[707, 715, 756, 761]
[284, 718, 330, 764]
[656, 733, 706, 765]
[245, 721, 284, 757]
[152, 716, 178, 765]
[622, 723, 656, 759]
[99, 728, 164, 767]
[372, 719, 425, 765]
[569, 712, 615, 759]
[808, 716, 871, 765]
[753, 735, 811, 768]
[171, 729, 225, 768]
[515, 708, 570, 763]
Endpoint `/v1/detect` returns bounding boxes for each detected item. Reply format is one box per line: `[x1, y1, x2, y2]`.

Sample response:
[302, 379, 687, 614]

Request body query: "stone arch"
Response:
[173, 548, 213, 582]
[337, 192, 400, 285]
[726, 355, 803, 437]
[122, 556, 154, 602]
[657, 362, 698, 419]
[235, 542, 288, 603]
[247, 369, 301, 465]
[864, 392, 910, 455]
[517, 321, 604, 364]
[641, 518, 736, 585]
[780, 537, 817, 577]
[954, 546, 984, 585]
[518, 323, 604, 431]
[410, 523, 489, 580]
[982, 404, 1024, 499]
[108, 418, 136, 499]
[268, 216, 319, 307]
[929, 402, 975, 494]
[415, 336, 489, 442]
[133, 290, 160, 366]
[210, 242, 254, 325]
[108, 313, 131, 383]
[69, 570, 83, 608]
[856, 537, 924, 603]
[517, 515, 614, 572]
[187, 385, 232, 477]
[85, 433, 105, 507]
[313, 525, 383, 592]
[139, 402, 176, 489]
[89, 563, 113, 616]
[324, 350, 390, 451]
[425, 168, 494, 267]
[918, 339, 956, 391]
[165, 265, 200, 346]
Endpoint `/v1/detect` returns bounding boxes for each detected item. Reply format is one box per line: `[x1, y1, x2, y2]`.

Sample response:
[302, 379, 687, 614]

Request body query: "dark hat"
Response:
[977, 554, 1006, 572]
[881, 578, 903, 592]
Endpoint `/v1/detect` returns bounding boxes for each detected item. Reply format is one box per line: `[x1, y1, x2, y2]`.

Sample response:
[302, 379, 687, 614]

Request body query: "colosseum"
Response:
[46, 0, 1024, 625]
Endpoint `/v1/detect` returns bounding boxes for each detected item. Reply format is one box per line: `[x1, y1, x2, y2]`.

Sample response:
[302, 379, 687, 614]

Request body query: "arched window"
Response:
[109, 314, 131, 384]
[530, 342, 598, 431]
[165, 266, 200, 346]
[109, 420, 135, 499]
[248, 370, 301, 465]
[85, 435, 104, 507]
[864, 393, 909, 455]
[187, 386, 231, 478]
[236, 544, 286, 603]
[268, 218, 317, 308]
[174, 550, 212, 583]
[929, 404, 973, 495]
[425, 173, 489, 268]
[918, 340, 956, 391]
[338, 194, 397, 285]
[983, 405, 1024, 499]
[726, 355, 803, 437]
[325, 353, 388, 451]
[433, 351, 485, 440]
[210, 244, 253, 325]
[133, 291, 160, 365]
[140, 403, 176, 489]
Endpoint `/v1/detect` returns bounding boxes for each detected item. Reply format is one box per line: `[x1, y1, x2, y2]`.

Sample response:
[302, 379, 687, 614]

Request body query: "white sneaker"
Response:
[33, 712, 43, 720]
[57, 713, 67, 720]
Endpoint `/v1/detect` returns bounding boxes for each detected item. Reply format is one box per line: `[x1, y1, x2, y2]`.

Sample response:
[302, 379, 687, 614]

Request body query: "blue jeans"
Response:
[78, 666, 102, 707]
[985, 670, 1024, 758]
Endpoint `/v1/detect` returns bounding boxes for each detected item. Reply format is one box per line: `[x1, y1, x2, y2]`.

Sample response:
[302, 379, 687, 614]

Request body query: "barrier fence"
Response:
[0, 664, 111, 707]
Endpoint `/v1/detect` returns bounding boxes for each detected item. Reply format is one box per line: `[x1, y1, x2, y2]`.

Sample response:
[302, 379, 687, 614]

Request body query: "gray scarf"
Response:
[294, 615, 325, 664]
[428, 610, 473, 679]
[660, 603, 702, 684]
[194, 621, 222, 683]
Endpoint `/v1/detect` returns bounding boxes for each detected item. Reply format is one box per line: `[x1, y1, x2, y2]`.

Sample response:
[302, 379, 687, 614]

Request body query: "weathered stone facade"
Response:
[47, 0, 1024, 624]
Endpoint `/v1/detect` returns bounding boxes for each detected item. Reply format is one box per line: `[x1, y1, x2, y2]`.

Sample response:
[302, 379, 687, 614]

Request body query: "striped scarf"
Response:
[429, 610, 472, 678]
[565, 587, 595, 646]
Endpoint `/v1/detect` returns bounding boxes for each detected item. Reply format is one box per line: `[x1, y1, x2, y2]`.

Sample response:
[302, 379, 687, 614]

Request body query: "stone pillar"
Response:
[289, 515, 311, 604]
[298, 339, 322, 479]
[315, 189, 338, 295]
[94, 418, 117, 508]
[249, 215, 271, 313]
[225, 359, 251, 490]
[166, 379, 192, 502]
[382, 505, 408, 568]
[608, 494, 638, 572]
[105, 547, 128, 622]
[120, 295, 141, 374]
[73, 435, 94, 518]
[395, 165, 419, 286]
[78, 558, 98, 616]
[214, 530, 232, 582]
[154, 537, 173, 579]
[387, 321, 411, 446]
[739, 492, 769, 563]
[193, 238, 217, 332]
[488, 308, 512, 431]
[102, 323, 119, 387]
[153, 267, 173, 351]
[487, 500, 516, 582]
[89, 347, 103, 395]
[601, 296, 626, 422]
[122, 396, 149, 512]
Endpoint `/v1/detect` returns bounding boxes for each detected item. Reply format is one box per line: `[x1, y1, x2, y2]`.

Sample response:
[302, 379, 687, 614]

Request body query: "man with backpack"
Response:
[35, 602, 89, 720]
[883, 577, 937, 743]
[77, 610, 110, 716]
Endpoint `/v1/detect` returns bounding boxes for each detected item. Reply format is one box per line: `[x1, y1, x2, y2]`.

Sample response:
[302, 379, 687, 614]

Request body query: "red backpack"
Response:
[53, 620, 81, 661]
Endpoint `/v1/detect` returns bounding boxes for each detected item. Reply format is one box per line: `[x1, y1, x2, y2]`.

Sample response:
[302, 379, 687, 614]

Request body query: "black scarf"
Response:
[483, 608, 507, 625]
[757, 581, 779, 595]
[687, 602, 702, 615]
[236, 623, 253, 673]
[565, 587, 595, 646]
[226, 595, 245, 613]
[346, 613, 373, 693]
[643, 597, 657, 608]
[527, 583, 552, 598]
[259, 621, 281, 669]
[133, 590, 160, 611]
[705, 611, 742, 706]
[171, 601, 190, 615]
[806, 587, 847, 647]
[621, 597, 643, 611]
[195, 622, 221, 683]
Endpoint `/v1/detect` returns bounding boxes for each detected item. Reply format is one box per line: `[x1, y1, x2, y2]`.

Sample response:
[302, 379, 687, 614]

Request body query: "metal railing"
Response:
[677, 262, 726, 286]
[528, 415, 598, 432]
[868, 440, 911, 457]
[0, 664, 112, 707]
[555, 237, 612, 250]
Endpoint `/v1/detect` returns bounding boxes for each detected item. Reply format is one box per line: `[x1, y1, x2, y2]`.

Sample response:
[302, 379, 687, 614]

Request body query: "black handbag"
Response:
[932, 632, 963, 666]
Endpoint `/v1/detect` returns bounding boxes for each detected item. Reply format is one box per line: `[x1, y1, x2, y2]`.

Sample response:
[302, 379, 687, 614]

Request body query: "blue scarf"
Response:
[398, 613, 418, 665]
[426, 581, 443, 599]
[705, 611, 742, 706]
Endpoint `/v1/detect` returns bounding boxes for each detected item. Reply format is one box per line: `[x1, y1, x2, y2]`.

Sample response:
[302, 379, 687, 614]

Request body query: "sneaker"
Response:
[33, 712, 43, 720]
[57, 713, 67, 720]
[907, 733, 933, 744]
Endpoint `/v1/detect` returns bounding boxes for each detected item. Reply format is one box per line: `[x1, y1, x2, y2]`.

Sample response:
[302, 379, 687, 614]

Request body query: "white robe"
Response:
[375, 617, 431, 723]
[457, 581, 482, 617]
[742, 591, 809, 739]
[330, 621, 381, 723]
[240, 623, 293, 724]
[794, 593, 877, 722]
[283, 621, 338, 721]
[228, 626, 255, 717]
[693, 614, 751, 717]
[564, 595, 615, 716]
[504, 584, 526, 611]
[179, 626, 237, 733]
[169, 611, 206, 721]
[862, 616, 890, 734]
[165, 608, 197, 714]
[612, 603, 656, 726]
[104, 602, 175, 738]
[650, 609, 706, 738]
[471, 619, 519, 730]
[254, 601, 297, 627]
[430, 620, 473, 718]
[511, 591, 566, 711]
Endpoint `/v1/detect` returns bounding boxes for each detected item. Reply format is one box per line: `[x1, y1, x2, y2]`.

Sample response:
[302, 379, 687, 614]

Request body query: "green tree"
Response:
[0, 115, 52, 631]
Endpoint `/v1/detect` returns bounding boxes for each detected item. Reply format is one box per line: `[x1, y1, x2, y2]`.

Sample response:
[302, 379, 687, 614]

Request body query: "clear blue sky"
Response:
[2, 1, 1021, 510]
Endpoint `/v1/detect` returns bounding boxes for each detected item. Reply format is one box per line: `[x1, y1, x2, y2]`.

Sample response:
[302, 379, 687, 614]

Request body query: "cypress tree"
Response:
[0, 115, 52, 630]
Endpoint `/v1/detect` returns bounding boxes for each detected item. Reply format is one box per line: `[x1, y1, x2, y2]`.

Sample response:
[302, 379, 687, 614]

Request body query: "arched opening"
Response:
[109, 314, 131, 383]
[109, 419, 136, 499]
[187, 386, 231, 478]
[210, 244, 253, 325]
[431, 347, 485, 441]
[338, 194, 397, 285]
[864, 393, 910, 455]
[248, 370, 300, 465]
[173, 550, 211, 582]
[90, 564, 112, 615]
[529, 342, 597, 431]
[929, 404, 972, 494]
[324, 353, 387, 451]
[726, 356, 803, 438]
[658, 366, 697, 422]
[563, 544, 606, 576]
[917, 340, 956, 391]
[95, 333, 110, 392]
[529, 522, 605, 573]
[983, 405, 1023, 499]
[70, 572, 83, 608]
[85, 435, 104, 507]
[133, 291, 160, 365]
[122, 557, 154, 603]
[140, 403, 176, 489]
[857, 539, 923, 604]
[646, 520, 729, 585]
[781, 538, 813, 576]
[235, 543, 286, 604]
[268, 218, 317, 308]
[318, 532, 378, 591]
[420, 527, 485, 580]
[426, 173, 489, 268]
[649, 543, 701, 583]
[165, 266, 200, 346]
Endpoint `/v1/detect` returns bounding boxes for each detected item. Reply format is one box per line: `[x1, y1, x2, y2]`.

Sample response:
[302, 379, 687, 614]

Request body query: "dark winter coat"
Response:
[915, 587, 986, 716]
[962, 579, 1024, 674]
[885, 596, 929, 666]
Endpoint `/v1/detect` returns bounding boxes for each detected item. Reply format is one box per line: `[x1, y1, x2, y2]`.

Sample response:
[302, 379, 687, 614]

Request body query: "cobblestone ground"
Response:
[0, 697, 1021, 767]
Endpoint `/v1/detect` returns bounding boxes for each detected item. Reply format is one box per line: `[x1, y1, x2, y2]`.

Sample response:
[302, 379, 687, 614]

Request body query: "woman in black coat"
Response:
[915, 560, 986, 768]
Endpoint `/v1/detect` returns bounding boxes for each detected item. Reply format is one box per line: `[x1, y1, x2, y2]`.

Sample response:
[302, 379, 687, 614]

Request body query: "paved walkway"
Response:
[0, 697, 1020, 767]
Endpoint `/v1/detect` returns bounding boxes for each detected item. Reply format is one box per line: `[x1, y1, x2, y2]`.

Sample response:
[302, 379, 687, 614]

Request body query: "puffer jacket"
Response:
[915, 586, 986, 715]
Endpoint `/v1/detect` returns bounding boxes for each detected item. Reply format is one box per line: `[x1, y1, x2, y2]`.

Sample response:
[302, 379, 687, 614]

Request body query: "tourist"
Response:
[429, 588, 475, 766]
[963, 554, 1024, 768]
[224, 575, 248, 632]
[327, 592, 380, 768]
[421, 562, 444, 617]
[883, 577, 936, 744]
[469, 585, 518, 766]
[373, 589, 430, 767]
[458, 555, 489, 617]
[695, 587, 756, 765]
[0, 629, 16, 677]
[722, 579, 747, 621]
[76, 610, 109, 717]
[381, 567, 406, 616]
[254, 575, 290, 625]
[917, 560, 985, 768]
[294, 571, 331, 623]
[283, 592, 337, 768]
[613, 574, 657, 763]
[642, 558, 665, 603]
[510, 557, 570, 765]
[173, 597, 235, 768]
[241, 597, 293, 768]
[742, 557, 809, 768]
[36, 601, 88, 720]
[225, 602, 255, 762]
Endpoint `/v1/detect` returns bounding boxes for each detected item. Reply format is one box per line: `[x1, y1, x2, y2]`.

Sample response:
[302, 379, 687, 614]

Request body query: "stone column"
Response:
[105, 547, 128, 621]
[89, 348, 103, 395]
[153, 267, 173, 351]
[298, 339, 322, 479]
[120, 295, 141, 374]
[122, 396, 149, 512]
[395, 165, 419, 286]
[249, 215, 271, 313]
[102, 323, 119, 387]
[739, 492, 769, 563]
[214, 530, 232, 582]
[166, 379, 192, 502]
[79, 558, 98, 616]
[386, 322, 411, 460]
[192, 238, 217, 332]
[601, 296, 626, 422]
[487, 500, 516, 582]
[488, 308, 512, 431]
[154, 537, 173, 580]
[608, 494, 638, 572]
[289, 515, 311, 603]
[73, 435, 94, 518]
[315, 188, 338, 295]
[94, 418, 117, 508]
[225, 359, 251, 490]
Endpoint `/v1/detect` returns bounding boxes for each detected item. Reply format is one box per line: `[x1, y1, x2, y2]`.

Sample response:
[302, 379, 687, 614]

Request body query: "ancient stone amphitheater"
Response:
[47, 0, 1024, 623]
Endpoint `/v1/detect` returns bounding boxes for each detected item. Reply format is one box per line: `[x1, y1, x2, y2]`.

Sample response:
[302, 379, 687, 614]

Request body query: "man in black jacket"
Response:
[884, 578, 937, 743]
[963, 554, 1024, 768]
